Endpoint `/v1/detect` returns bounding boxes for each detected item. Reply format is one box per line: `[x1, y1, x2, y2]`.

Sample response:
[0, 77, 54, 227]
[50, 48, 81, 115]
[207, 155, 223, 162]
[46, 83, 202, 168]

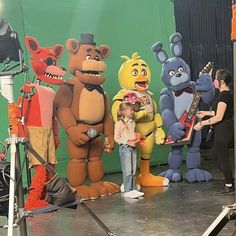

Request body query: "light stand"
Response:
[0, 51, 27, 236]
[0, 18, 28, 236]
[202, 1, 236, 235]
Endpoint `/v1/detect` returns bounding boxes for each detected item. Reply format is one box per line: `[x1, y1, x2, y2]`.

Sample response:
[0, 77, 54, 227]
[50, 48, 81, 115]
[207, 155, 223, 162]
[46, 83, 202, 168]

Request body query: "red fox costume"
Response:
[22, 36, 65, 210]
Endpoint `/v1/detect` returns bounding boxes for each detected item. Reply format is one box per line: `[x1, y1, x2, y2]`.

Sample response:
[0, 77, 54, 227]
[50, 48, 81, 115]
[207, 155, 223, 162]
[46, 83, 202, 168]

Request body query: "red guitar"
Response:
[164, 62, 214, 146]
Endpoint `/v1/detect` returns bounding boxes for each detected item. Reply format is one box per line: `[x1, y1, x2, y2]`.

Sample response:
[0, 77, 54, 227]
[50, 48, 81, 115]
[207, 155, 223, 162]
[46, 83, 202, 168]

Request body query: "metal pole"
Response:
[25, 152, 31, 190]
[7, 139, 16, 236]
[15, 144, 27, 235]
[0, 75, 27, 236]
[231, 0, 236, 204]
[234, 40, 236, 204]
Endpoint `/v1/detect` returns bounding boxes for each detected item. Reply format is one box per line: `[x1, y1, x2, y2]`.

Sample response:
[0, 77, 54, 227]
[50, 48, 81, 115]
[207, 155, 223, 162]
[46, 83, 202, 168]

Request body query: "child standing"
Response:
[114, 102, 144, 199]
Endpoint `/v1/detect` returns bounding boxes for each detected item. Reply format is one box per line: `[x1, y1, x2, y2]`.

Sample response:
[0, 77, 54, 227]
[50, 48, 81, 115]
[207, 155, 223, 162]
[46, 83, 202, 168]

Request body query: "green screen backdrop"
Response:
[0, 0, 175, 179]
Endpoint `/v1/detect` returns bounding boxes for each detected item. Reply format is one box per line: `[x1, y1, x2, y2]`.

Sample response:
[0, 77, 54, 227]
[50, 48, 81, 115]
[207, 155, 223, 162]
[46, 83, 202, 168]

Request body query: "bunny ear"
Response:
[151, 41, 168, 64]
[170, 32, 182, 57]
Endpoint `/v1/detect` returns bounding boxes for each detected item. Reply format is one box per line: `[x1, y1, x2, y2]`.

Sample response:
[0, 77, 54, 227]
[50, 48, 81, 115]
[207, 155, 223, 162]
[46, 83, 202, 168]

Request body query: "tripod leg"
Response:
[15, 144, 27, 236]
[7, 141, 16, 236]
[25, 151, 31, 189]
[202, 206, 230, 236]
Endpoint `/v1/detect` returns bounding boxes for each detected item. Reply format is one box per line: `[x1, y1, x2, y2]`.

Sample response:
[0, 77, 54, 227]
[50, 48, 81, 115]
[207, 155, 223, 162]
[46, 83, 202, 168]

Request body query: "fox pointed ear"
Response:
[170, 32, 182, 57]
[98, 45, 110, 58]
[66, 39, 80, 54]
[24, 36, 40, 54]
[151, 41, 168, 64]
[53, 44, 64, 58]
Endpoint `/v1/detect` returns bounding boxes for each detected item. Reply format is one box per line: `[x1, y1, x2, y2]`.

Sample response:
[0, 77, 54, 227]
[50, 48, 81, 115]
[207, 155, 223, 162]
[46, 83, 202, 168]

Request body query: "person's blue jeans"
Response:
[119, 144, 137, 192]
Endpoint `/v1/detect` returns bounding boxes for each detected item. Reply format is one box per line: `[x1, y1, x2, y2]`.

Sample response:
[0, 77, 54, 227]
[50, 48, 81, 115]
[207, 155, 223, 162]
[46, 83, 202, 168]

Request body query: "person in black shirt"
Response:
[194, 69, 234, 195]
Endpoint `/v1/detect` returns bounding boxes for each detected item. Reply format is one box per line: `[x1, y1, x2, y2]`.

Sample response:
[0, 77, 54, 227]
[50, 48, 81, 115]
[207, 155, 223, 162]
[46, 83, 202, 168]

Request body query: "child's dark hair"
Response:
[216, 69, 233, 90]
[118, 102, 133, 120]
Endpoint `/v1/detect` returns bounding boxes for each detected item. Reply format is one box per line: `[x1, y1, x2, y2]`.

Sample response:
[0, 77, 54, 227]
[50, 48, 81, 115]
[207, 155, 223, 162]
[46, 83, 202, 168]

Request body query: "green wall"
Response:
[0, 0, 175, 178]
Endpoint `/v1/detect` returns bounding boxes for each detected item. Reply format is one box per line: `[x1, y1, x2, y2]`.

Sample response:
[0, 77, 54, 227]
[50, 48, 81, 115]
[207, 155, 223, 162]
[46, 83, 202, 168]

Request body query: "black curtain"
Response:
[174, 0, 232, 148]
[174, 0, 232, 81]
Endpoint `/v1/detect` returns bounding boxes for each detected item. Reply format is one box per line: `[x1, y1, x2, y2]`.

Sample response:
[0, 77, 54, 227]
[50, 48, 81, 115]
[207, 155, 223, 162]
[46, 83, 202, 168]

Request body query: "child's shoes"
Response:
[124, 191, 139, 199]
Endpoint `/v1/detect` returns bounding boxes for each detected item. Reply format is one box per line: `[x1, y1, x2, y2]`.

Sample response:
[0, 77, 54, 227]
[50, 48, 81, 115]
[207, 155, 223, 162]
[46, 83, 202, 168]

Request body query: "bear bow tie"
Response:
[85, 84, 104, 94]
[174, 87, 193, 97]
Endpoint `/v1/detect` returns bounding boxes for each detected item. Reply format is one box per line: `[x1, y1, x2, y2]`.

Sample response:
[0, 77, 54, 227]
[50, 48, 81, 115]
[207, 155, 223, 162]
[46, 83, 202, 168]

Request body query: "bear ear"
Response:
[170, 32, 182, 57]
[66, 39, 80, 54]
[24, 36, 40, 54]
[53, 44, 64, 58]
[98, 45, 110, 58]
[151, 41, 168, 64]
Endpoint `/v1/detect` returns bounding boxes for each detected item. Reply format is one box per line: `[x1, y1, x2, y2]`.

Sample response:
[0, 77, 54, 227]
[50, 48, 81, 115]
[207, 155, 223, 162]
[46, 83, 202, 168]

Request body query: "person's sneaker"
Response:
[131, 190, 144, 197]
[215, 185, 235, 196]
[124, 191, 139, 199]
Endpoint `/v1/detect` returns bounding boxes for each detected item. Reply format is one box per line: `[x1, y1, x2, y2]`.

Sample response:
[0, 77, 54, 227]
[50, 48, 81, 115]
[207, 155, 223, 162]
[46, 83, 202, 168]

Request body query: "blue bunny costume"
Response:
[151, 33, 215, 182]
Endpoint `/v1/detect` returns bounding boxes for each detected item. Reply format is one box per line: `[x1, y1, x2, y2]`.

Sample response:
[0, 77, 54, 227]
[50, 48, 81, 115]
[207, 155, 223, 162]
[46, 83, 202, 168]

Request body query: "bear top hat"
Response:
[80, 33, 96, 45]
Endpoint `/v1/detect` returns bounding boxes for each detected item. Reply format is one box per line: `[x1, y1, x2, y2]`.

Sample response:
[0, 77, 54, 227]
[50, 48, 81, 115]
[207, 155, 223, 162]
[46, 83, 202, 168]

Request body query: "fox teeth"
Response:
[44, 73, 62, 79]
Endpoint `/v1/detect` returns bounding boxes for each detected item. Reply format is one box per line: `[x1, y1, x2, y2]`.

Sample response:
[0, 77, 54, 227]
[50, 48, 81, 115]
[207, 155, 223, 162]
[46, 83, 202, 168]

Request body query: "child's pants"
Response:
[119, 144, 137, 192]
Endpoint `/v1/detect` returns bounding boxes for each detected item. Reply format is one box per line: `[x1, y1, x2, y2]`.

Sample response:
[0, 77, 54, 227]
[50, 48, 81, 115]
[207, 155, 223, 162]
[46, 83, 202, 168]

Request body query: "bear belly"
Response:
[173, 92, 193, 119]
[79, 88, 105, 124]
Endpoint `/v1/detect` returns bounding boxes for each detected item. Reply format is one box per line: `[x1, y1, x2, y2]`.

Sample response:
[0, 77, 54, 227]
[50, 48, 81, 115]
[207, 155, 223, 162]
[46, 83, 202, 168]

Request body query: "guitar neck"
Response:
[185, 62, 213, 120]
[186, 91, 203, 119]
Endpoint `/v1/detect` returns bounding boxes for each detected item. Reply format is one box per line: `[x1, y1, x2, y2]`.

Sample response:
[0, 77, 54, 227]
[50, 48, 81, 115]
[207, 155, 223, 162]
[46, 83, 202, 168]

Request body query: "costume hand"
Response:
[155, 127, 166, 145]
[196, 111, 207, 119]
[168, 122, 185, 142]
[196, 74, 213, 92]
[133, 107, 148, 121]
[20, 83, 33, 93]
[104, 135, 114, 153]
[194, 122, 203, 131]
[67, 125, 90, 146]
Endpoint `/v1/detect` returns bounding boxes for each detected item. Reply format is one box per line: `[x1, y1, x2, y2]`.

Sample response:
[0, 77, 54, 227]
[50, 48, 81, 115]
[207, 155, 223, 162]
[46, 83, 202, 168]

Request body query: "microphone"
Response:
[86, 128, 98, 139]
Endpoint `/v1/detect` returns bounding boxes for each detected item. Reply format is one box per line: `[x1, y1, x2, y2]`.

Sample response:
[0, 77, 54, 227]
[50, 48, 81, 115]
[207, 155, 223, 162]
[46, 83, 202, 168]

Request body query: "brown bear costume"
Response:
[55, 34, 119, 200]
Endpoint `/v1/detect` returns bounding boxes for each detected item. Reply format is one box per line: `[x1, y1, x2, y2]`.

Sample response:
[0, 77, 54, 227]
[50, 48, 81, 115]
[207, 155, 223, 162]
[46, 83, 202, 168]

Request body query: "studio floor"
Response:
[1, 151, 236, 236]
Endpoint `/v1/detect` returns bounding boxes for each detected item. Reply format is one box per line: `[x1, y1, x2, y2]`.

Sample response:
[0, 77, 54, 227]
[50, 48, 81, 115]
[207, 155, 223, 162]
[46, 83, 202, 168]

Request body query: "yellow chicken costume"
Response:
[112, 52, 169, 186]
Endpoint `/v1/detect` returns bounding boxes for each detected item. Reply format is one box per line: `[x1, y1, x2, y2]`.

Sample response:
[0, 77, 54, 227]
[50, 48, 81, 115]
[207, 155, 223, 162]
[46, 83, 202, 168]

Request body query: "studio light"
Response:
[0, 18, 22, 64]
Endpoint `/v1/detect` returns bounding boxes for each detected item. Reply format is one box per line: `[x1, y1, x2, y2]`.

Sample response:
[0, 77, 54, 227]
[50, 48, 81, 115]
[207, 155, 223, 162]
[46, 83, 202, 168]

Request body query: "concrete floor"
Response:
[0, 152, 236, 236]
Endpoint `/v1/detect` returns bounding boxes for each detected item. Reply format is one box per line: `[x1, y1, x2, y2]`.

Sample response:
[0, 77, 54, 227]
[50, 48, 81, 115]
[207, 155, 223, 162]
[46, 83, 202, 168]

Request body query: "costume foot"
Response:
[159, 169, 182, 182]
[185, 168, 212, 182]
[90, 181, 119, 197]
[25, 199, 49, 211]
[75, 185, 99, 200]
[104, 181, 120, 194]
[137, 173, 169, 187]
